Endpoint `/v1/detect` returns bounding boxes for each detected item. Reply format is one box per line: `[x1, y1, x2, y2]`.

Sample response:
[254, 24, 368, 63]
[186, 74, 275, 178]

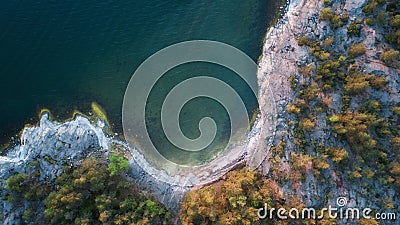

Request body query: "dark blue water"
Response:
[0, 0, 281, 146]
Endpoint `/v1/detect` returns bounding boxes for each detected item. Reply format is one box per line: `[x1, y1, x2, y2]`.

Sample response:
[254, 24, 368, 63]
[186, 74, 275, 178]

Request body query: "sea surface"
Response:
[0, 0, 281, 160]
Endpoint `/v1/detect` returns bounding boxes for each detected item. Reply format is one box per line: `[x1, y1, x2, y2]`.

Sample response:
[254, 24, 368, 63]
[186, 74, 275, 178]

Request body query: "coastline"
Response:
[249, 0, 323, 173]
[0, 0, 297, 219]
[3, 0, 399, 222]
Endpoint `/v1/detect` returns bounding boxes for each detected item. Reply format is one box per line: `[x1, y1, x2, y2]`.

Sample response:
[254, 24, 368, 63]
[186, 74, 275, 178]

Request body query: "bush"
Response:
[288, 104, 301, 114]
[348, 22, 361, 36]
[360, 100, 381, 114]
[392, 137, 400, 147]
[350, 171, 362, 179]
[348, 43, 367, 57]
[314, 158, 330, 170]
[359, 218, 379, 225]
[390, 162, 400, 175]
[331, 14, 348, 29]
[382, 49, 399, 67]
[362, 1, 377, 15]
[320, 8, 334, 20]
[329, 115, 339, 122]
[107, 153, 129, 176]
[314, 50, 331, 61]
[369, 76, 387, 89]
[392, 106, 400, 116]
[386, 30, 400, 49]
[315, 60, 341, 86]
[5, 173, 27, 193]
[326, 148, 348, 162]
[366, 18, 375, 26]
[331, 111, 378, 152]
[289, 74, 298, 89]
[297, 36, 311, 46]
[319, 9, 348, 29]
[322, 37, 334, 48]
[389, 15, 400, 28]
[300, 118, 315, 132]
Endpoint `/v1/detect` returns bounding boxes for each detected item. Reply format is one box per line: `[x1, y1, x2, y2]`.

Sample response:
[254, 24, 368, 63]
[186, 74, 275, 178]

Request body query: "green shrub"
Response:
[348, 43, 367, 57]
[322, 37, 334, 48]
[300, 118, 315, 132]
[344, 73, 372, 94]
[107, 153, 129, 176]
[382, 49, 399, 67]
[389, 15, 400, 28]
[5, 174, 27, 193]
[329, 115, 339, 122]
[362, 1, 377, 15]
[287, 104, 301, 114]
[45, 158, 171, 225]
[326, 148, 348, 162]
[386, 30, 400, 49]
[348, 22, 361, 36]
[350, 171, 362, 179]
[369, 76, 387, 89]
[366, 18, 375, 26]
[297, 36, 311, 46]
[320, 8, 334, 20]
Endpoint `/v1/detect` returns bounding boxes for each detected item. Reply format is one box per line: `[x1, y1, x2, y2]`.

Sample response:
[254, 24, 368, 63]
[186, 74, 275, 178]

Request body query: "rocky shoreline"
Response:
[1, 0, 399, 222]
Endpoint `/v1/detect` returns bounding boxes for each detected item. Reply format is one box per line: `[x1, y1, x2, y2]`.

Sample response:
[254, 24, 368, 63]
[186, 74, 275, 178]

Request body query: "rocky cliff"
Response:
[252, 0, 400, 222]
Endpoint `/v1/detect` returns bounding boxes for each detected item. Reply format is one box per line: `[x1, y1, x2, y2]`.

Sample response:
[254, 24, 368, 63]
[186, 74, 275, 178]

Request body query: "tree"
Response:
[389, 15, 400, 28]
[390, 162, 400, 175]
[325, 147, 348, 162]
[322, 37, 334, 48]
[5, 173, 27, 193]
[107, 153, 129, 176]
[44, 157, 171, 225]
[180, 167, 294, 225]
[300, 118, 315, 132]
[348, 43, 366, 57]
[320, 8, 334, 21]
[369, 76, 387, 89]
[288, 104, 301, 114]
[382, 49, 399, 67]
[5, 173, 27, 204]
[348, 22, 361, 36]
[344, 73, 372, 94]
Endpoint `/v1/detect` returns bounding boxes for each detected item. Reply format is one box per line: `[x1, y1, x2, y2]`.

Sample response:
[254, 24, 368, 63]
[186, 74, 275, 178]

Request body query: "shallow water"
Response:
[0, 0, 281, 157]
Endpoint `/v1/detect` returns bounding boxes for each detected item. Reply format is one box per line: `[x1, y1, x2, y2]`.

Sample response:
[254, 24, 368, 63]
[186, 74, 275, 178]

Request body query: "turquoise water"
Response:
[0, 0, 281, 150]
